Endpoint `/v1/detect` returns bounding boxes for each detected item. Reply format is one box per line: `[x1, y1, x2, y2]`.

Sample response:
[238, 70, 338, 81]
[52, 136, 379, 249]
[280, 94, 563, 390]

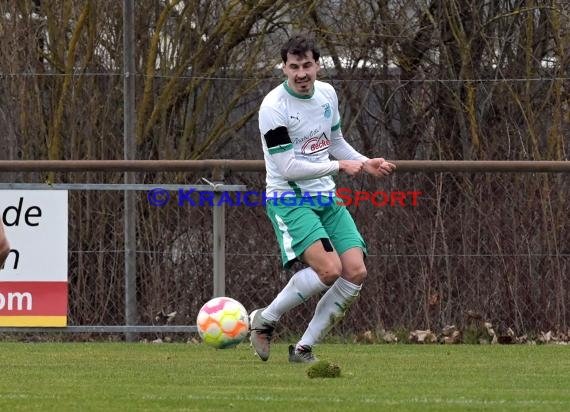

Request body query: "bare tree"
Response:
[0, 0, 568, 337]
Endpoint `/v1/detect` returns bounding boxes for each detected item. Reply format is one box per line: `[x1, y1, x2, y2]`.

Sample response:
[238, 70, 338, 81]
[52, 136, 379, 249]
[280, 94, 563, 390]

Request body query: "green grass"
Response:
[0, 342, 569, 411]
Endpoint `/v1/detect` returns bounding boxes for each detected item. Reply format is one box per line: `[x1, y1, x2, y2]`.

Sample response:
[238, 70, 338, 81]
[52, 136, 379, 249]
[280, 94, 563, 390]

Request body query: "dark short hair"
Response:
[281, 34, 320, 63]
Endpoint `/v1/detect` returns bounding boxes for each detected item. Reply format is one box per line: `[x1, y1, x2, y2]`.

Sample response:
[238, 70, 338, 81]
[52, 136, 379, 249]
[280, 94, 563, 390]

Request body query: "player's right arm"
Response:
[338, 160, 365, 176]
[260, 105, 362, 180]
[263, 124, 338, 180]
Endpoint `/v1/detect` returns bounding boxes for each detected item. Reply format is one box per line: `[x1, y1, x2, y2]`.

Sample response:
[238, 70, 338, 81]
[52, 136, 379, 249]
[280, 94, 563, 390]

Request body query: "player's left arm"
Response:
[329, 129, 395, 177]
[328, 125, 368, 162]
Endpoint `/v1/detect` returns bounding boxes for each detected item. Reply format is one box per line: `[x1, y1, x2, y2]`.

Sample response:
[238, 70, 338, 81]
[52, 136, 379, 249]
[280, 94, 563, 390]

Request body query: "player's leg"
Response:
[250, 201, 333, 361]
[286, 240, 346, 363]
[0, 222, 10, 267]
[255, 240, 341, 363]
[261, 266, 329, 322]
[262, 234, 344, 323]
[291, 204, 366, 361]
[290, 248, 365, 362]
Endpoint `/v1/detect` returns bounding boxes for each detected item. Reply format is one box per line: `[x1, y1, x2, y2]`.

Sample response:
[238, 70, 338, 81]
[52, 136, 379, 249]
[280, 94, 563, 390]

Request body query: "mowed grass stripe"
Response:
[0, 343, 568, 411]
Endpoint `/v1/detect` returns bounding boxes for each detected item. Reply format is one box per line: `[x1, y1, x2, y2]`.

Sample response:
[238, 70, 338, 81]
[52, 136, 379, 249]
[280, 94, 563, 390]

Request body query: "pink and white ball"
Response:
[196, 297, 249, 349]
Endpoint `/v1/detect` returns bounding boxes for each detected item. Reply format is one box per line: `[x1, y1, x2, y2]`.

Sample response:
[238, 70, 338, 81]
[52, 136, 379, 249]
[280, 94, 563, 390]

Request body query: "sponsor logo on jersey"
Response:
[301, 132, 331, 154]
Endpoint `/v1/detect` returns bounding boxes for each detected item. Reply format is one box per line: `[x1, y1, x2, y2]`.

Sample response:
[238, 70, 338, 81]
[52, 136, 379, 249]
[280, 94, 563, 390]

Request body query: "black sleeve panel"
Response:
[264, 126, 291, 148]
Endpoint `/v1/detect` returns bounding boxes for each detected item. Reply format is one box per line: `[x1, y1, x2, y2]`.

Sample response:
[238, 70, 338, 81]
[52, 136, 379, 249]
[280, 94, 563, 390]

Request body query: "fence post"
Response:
[123, 0, 137, 341]
[212, 169, 225, 297]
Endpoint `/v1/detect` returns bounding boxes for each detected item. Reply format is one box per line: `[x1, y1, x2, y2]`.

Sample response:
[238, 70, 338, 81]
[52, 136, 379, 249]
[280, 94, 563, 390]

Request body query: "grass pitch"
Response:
[0, 342, 569, 411]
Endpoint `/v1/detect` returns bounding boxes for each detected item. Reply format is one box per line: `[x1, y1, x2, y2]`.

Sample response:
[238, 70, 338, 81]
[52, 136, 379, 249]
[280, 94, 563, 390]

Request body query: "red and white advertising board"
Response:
[0, 190, 68, 326]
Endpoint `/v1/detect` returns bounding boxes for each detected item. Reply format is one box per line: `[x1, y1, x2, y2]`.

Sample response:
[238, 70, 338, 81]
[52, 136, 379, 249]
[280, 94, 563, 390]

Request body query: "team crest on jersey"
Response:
[301, 132, 331, 154]
[322, 103, 332, 119]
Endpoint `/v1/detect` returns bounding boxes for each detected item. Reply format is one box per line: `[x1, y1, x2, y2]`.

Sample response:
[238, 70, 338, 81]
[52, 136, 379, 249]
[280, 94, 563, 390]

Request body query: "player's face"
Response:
[282, 51, 321, 96]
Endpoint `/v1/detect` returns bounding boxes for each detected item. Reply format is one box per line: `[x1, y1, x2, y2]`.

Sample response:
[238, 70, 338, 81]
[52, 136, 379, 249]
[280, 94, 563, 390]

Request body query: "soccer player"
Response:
[250, 34, 395, 363]
[0, 221, 10, 267]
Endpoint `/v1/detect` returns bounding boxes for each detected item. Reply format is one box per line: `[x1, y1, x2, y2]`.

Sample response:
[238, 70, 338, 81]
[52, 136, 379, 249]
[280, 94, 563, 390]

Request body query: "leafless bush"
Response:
[0, 1, 569, 338]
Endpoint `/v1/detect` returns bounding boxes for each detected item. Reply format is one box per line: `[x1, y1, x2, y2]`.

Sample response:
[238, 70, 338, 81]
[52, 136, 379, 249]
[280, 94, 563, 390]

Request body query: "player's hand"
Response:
[338, 160, 365, 176]
[363, 158, 396, 177]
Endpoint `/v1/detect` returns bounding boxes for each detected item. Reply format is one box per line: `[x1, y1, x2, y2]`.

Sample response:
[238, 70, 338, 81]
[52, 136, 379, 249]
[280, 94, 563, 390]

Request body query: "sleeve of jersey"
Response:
[328, 126, 369, 161]
[260, 106, 338, 180]
[264, 126, 339, 180]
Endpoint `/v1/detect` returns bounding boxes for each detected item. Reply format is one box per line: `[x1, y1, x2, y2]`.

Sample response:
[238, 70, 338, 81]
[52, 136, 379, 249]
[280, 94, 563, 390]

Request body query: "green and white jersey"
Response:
[259, 80, 367, 197]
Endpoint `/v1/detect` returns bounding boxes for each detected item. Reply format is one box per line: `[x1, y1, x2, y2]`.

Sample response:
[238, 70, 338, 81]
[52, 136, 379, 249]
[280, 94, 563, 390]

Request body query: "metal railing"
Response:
[0, 159, 568, 336]
[1, 159, 570, 173]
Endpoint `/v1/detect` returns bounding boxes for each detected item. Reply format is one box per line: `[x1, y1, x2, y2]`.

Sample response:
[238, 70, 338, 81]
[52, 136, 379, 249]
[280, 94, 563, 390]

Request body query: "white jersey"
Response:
[259, 80, 367, 197]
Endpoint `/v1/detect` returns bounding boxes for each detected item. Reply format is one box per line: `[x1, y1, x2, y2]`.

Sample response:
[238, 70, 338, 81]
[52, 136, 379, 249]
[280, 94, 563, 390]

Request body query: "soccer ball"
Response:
[196, 297, 249, 349]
